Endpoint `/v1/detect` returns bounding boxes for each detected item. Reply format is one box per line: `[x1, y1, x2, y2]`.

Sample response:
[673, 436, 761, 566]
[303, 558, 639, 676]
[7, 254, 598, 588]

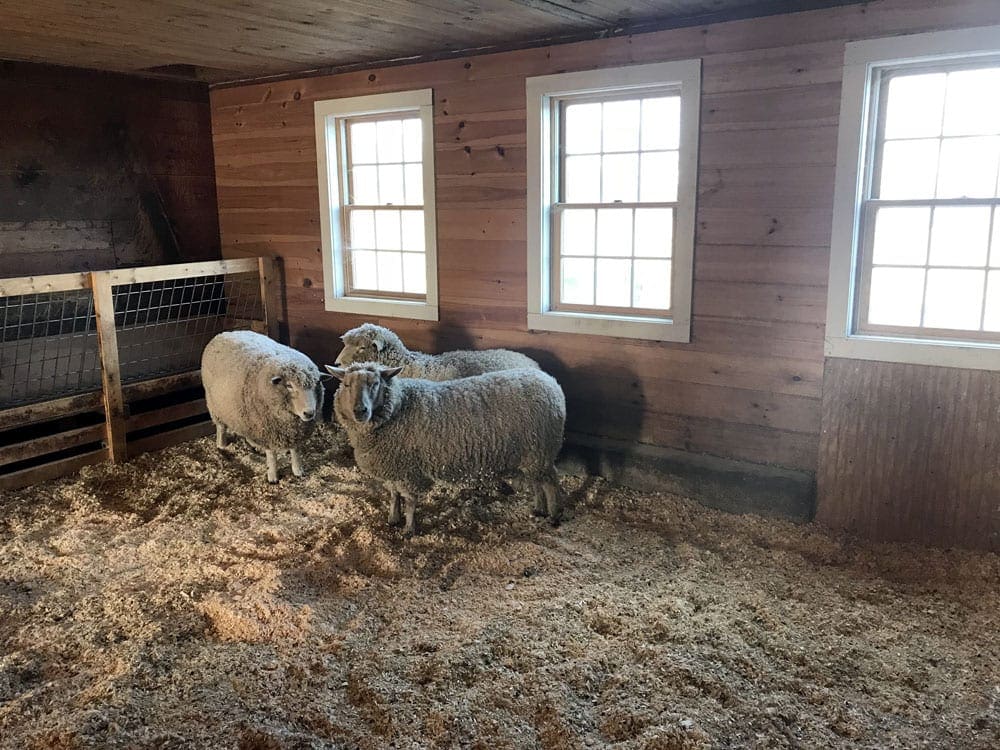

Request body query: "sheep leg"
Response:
[290, 448, 305, 478]
[265, 450, 279, 484]
[387, 489, 404, 527]
[403, 492, 419, 537]
[215, 423, 228, 449]
[542, 474, 562, 527]
[532, 486, 548, 517]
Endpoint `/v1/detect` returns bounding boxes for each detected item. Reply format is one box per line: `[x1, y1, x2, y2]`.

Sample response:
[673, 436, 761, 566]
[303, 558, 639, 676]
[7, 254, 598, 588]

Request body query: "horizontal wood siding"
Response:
[210, 0, 1000, 479]
[818, 358, 1000, 551]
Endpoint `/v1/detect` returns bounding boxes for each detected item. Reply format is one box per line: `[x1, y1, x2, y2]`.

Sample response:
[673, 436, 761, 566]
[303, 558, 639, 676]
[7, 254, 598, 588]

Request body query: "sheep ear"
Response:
[380, 366, 404, 381]
[270, 375, 283, 385]
[324, 365, 347, 381]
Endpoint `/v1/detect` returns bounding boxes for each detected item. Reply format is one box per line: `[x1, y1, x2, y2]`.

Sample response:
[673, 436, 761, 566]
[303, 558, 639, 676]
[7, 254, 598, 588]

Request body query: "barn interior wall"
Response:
[209, 0, 1000, 548]
[0, 61, 221, 276]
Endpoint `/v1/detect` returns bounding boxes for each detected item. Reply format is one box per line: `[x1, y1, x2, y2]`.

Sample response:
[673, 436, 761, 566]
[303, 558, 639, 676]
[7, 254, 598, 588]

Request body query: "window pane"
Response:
[351, 250, 377, 290]
[349, 209, 376, 249]
[404, 163, 423, 205]
[351, 165, 379, 205]
[596, 208, 632, 257]
[402, 119, 422, 162]
[883, 73, 946, 140]
[641, 96, 680, 150]
[564, 155, 601, 203]
[928, 206, 991, 267]
[378, 164, 405, 205]
[878, 140, 939, 199]
[633, 259, 671, 310]
[943, 68, 1000, 137]
[871, 206, 930, 266]
[602, 100, 640, 152]
[565, 102, 602, 154]
[561, 209, 595, 256]
[374, 210, 402, 250]
[634, 208, 673, 258]
[595, 258, 631, 307]
[350, 121, 378, 163]
[376, 251, 404, 292]
[639, 151, 678, 202]
[923, 269, 985, 330]
[561, 258, 595, 305]
[983, 271, 1000, 331]
[992, 210, 1000, 267]
[376, 119, 403, 162]
[868, 267, 925, 327]
[601, 153, 638, 203]
[401, 211, 425, 252]
[936, 136, 1000, 198]
[402, 253, 426, 294]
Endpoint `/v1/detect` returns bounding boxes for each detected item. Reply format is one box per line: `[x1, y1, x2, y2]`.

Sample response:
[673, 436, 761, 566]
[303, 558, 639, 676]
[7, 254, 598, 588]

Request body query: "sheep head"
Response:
[326, 363, 403, 426]
[335, 323, 406, 367]
[268, 365, 327, 422]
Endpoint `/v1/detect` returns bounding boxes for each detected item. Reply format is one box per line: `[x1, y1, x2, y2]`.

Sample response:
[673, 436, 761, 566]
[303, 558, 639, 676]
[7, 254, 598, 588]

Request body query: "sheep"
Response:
[334, 323, 540, 380]
[201, 330, 327, 483]
[326, 362, 566, 536]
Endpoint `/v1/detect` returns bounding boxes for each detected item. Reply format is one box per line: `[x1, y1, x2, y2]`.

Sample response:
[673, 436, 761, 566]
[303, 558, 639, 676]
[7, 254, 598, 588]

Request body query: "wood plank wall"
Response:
[0, 61, 220, 273]
[210, 0, 1000, 540]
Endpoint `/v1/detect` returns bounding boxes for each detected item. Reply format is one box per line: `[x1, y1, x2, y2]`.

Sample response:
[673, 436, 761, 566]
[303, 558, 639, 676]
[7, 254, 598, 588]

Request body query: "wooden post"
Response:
[90, 271, 127, 463]
[257, 256, 281, 341]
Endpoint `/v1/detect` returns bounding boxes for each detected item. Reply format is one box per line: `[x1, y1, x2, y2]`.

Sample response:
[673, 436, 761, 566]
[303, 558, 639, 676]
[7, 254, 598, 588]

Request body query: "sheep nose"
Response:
[302, 409, 316, 421]
[354, 406, 368, 419]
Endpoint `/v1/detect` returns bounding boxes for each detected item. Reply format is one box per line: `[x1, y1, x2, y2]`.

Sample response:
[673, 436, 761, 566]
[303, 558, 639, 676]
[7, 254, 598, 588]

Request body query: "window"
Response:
[827, 27, 1000, 369]
[314, 89, 438, 320]
[526, 61, 701, 341]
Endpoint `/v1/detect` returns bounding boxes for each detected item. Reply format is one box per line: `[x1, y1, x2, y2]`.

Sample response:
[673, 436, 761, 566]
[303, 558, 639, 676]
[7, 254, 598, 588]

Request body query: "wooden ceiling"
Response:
[0, 1, 862, 84]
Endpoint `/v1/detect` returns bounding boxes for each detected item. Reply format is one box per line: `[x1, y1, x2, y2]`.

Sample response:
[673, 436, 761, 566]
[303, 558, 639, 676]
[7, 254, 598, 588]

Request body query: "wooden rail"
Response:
[0, 257, 281, 491]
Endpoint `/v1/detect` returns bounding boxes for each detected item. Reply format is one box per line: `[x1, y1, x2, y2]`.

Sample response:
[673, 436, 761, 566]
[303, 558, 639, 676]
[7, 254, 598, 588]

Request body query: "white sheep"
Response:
[201, 331, 327, 483]
[326, 362, 566, 536]
[334, 323, 539, 380]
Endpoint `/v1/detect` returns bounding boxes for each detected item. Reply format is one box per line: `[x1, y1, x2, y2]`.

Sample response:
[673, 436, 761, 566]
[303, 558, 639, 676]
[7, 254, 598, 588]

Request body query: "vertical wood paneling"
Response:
[209, 0, 1000, 490]
[818, 358, 1000, 551]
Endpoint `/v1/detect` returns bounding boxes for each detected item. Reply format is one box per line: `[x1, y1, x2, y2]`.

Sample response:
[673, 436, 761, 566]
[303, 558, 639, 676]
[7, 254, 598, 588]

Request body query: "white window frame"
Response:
[526, 60, 701, 342]
[314, 89, 439, 321]
[827, 26, 1000, 370]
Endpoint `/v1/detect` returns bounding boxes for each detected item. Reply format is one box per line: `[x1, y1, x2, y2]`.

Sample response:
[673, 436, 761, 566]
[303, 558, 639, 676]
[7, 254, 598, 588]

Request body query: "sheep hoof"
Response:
[531, 508, 548, 518]
[548, 515, 562, 528]
[403, 526, 418, 538]
[387, 516, 404, 527]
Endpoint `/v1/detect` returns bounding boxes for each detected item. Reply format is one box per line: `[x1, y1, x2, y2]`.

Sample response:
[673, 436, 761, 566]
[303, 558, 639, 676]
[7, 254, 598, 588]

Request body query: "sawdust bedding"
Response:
[0, 424, 997, 749]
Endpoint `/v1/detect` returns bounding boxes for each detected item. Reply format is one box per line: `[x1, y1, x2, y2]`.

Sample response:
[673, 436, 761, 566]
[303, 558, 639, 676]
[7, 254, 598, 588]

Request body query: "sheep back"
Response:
[201, 331, 322, 450]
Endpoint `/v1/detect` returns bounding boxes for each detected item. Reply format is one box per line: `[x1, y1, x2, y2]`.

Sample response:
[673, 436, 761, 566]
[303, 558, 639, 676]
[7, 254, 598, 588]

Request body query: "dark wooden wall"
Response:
[210, 0, 1000, 548]
[0, 61, 220, 276]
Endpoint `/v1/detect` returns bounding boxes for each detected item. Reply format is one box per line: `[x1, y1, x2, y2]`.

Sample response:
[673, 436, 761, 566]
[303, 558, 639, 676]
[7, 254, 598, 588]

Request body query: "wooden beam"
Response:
[0, 424, 106, 468]
[90, 271, 127, 463]
[257, 255, 281, 340]
[0, 448, 107, 492]
[126, 398, 207, 432]
[127, 419, 214, 456]
[122, 370, 202, 401]
[104, 258, 258, 285]
[0, 391, 103, 431]
[0, 272, 90, 296]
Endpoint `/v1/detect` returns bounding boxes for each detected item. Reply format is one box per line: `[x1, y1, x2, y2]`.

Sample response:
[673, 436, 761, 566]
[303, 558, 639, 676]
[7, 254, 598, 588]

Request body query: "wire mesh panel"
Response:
[0, 289, 101, 408]
[113, 269, 265, 384]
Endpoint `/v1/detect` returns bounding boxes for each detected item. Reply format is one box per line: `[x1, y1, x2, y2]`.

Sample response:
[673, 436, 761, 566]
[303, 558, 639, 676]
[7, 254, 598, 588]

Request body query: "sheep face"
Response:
[270, 369, 323, 422]
[335, 324, 400, 366]
[326, 363, 403, 425]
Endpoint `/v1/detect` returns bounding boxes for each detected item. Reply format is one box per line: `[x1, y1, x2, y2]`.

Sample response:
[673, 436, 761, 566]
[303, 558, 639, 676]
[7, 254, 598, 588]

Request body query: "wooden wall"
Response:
[210, 0, 1000, 546]
[0, 61, 220, 275]
[818, 359, 1000, 551]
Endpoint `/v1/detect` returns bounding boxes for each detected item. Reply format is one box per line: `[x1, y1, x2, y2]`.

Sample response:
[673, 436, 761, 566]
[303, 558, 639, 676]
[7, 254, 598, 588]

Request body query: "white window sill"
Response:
[528, 311, 689, 342]
[825, 333, 1000, 371]
[325, 295, 438, 321]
